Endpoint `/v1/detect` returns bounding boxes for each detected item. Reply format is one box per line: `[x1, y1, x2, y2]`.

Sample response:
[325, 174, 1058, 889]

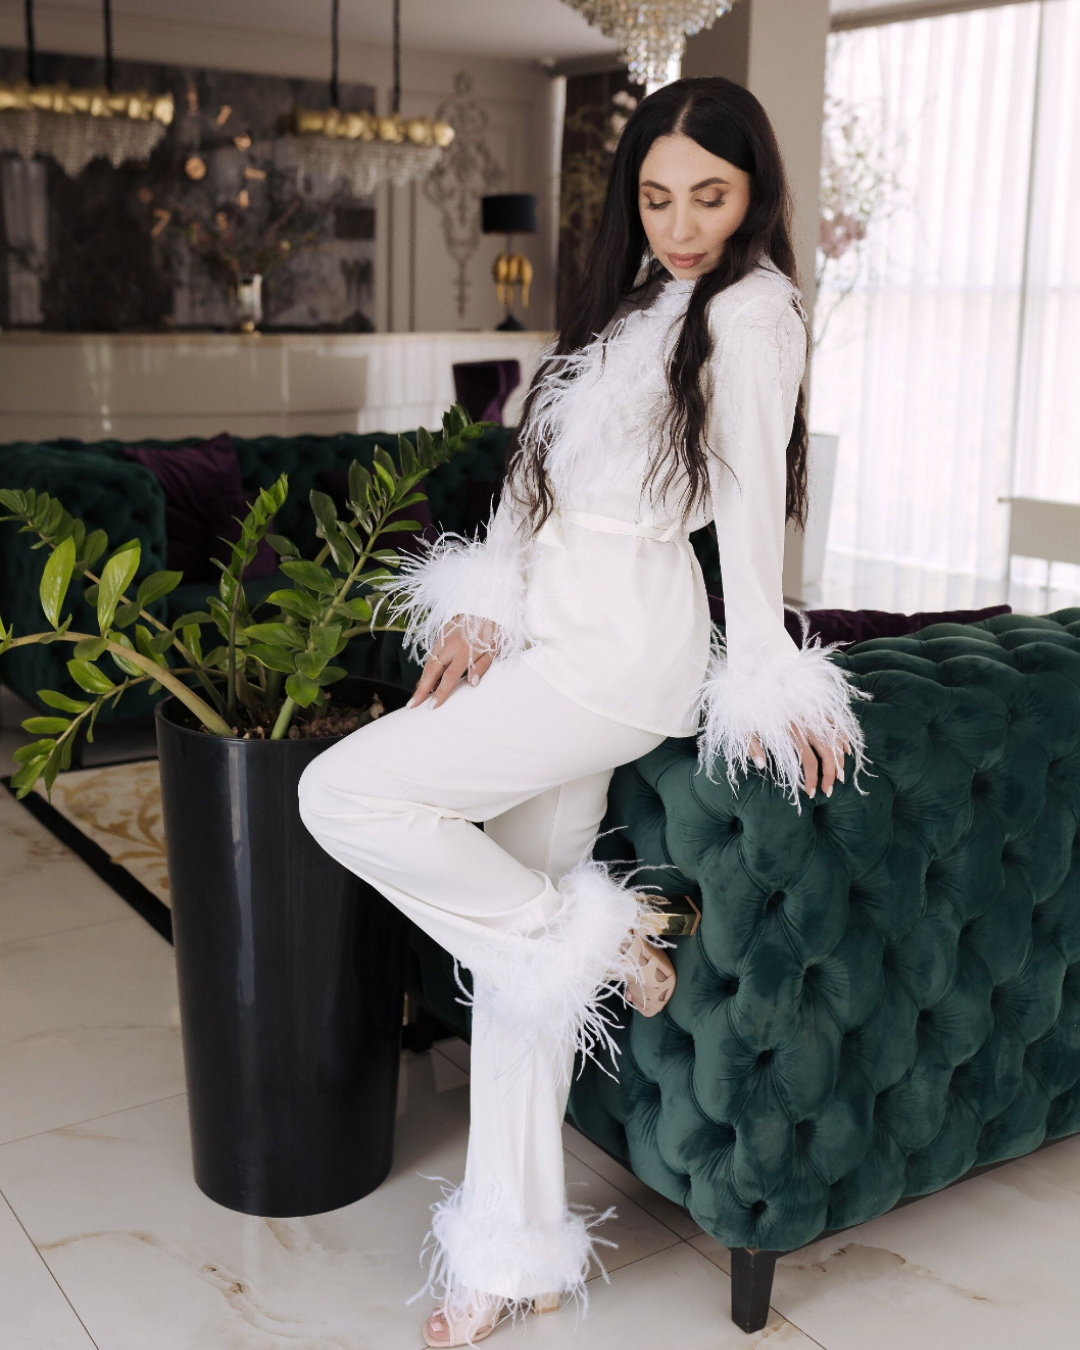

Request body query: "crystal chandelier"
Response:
[283, 0, 454, 196]
[559, 0, 743, 86]
[0, 0, 173, 177]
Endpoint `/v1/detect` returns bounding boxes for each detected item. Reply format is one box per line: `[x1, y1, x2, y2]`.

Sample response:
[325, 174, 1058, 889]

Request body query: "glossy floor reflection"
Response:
[2, 716, 1079, 1347]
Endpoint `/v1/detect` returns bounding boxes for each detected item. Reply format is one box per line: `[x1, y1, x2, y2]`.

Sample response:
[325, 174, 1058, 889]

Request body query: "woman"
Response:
[298, 75, 872, 1347]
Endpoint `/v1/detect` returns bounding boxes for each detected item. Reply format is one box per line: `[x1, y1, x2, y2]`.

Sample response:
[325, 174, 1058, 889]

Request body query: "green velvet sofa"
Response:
[405, 610, 1080, 1332]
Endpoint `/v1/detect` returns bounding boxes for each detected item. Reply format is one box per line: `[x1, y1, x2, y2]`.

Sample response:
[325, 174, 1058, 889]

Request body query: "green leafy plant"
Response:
[0, 405, 492, 798]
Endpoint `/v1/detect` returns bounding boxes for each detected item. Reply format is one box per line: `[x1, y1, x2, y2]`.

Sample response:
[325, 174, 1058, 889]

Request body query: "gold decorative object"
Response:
[0, 78, 174, 176]
[281, 0, 454, 195]
[558, 0, 743, 85]
[493, 252, 533, 309]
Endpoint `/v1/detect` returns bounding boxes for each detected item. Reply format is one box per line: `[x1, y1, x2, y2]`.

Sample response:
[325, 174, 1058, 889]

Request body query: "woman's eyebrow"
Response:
[639, 177, 731, 192]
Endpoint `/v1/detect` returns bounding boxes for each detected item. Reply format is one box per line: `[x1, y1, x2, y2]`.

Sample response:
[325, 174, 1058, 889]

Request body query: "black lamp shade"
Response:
[481, 193, 537, 235]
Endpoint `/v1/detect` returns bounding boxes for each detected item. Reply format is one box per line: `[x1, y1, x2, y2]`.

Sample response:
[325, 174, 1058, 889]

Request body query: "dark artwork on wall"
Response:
[556, 69, 646, 327]
[0, 47, 377, 333]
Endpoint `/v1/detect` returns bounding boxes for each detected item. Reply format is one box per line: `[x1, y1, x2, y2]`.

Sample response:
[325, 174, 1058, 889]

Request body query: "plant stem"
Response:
[6, 631, 234, 736]
[81, 564, 226, 715]
[270, 697, 296, 741]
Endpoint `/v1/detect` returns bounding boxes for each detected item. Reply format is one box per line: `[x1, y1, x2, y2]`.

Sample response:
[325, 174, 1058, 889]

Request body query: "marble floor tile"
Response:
[0, 1189, 96, 1350]
[692, 1134, 1080, 1350]
[486, 1241, 821, 1349]
[0, 1048, 690, 1350]
[0, 915, 184, 1144]
[0, 789, 131, 946]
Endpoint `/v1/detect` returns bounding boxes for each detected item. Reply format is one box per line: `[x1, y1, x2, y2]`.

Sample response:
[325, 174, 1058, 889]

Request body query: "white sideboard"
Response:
[0, 330, 556, 443]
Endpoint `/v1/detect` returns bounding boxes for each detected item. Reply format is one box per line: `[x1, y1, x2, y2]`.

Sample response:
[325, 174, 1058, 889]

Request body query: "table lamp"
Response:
[481, 193, 537, 331]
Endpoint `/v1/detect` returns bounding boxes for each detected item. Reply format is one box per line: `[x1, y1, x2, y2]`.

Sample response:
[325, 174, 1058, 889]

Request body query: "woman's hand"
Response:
[405, 614, 501, 709]
[747, 729, 851, 799]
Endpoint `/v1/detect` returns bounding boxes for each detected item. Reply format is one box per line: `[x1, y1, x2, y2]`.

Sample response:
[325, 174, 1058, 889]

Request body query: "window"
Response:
[812, 0, 1080, 608]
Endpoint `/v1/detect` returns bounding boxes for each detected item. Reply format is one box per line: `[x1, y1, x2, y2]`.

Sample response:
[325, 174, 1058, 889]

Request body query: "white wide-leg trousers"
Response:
[297, 654, 668, 1324]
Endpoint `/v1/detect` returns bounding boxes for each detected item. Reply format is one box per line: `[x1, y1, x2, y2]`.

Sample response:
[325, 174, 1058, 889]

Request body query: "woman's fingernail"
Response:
[469, 673, 478, 686]
[753, 756, 766, 770]
[837, 763, 845, 782]
[405, 696, 415, 708]
[825, 784, 833, 798]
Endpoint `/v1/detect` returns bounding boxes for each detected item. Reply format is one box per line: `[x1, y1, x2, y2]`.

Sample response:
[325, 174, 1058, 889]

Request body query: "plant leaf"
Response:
[37, 689, 89, 714]
[96, 541, 141, 634]
[285, 672, 320, 707]
[379, 519, 424, 533]
[73, 636, 108, 660]
[310, 624, 342, 656]
[67, 659, 116, 694]
[108, 633, 143, 677]
[295, 650, 329, 678]
[136, 570, 183, 608]
[309, 489, 339, 530]
[22, 716, 70, 734]
[245, 644, 297, 673]
[333, 596, 373, 622]
[39, 535, 76, 628]
[243, 622, 307, 649]
[266, 589, 321, 621]
[280, 560, 336, 595]
[265, 534, 300, 557]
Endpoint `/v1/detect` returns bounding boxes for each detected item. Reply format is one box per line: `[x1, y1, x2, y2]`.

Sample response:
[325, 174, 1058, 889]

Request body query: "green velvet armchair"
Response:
[404, 610, 1080, 1331]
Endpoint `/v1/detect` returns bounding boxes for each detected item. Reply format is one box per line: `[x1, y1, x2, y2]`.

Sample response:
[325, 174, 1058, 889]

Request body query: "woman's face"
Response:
[638, 133, 751, 280]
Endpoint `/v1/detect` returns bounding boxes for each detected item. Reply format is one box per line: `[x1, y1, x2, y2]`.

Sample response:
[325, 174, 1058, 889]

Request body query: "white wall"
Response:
[0, 4, 560, 335]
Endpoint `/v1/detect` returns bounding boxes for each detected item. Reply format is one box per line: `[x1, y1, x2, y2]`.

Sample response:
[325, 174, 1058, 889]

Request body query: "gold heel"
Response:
[531, 1292, 560, 1314]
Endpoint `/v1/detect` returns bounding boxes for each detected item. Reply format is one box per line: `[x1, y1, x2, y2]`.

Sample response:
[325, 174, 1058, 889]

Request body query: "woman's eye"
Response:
[642, 198, 725, 210]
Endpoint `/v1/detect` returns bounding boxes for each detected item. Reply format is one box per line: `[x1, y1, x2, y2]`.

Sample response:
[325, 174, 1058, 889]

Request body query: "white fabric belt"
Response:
[550, 510, 689, 544]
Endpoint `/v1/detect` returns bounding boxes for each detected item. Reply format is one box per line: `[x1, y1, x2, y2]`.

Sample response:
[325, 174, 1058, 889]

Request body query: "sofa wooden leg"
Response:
[729, 1247, 780, 1333]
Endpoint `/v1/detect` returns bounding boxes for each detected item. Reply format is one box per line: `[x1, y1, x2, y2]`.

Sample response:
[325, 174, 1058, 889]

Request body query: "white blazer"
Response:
[376, 255, 872, 810]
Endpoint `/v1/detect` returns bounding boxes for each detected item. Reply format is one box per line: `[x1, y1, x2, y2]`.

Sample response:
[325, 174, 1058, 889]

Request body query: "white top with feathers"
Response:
[376, 255, 872, 810]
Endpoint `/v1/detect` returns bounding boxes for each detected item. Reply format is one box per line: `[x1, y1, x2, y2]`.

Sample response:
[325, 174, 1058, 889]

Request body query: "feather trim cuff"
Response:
[455, 854, 676, 1090]
[405, 1173, 618, 1324]
[691, 610, 875, 812]
[371, 510, 531, 666]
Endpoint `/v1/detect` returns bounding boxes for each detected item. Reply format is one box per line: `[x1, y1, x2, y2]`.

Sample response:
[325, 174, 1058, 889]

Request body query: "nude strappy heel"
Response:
[619, 893, 700, 1017]
[423, 1291, 560, 1347]
[621, 927, 676, 1016]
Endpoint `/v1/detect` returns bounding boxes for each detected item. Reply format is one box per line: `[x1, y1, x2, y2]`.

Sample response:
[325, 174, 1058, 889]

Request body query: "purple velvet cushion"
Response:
[122, 434, 277, 582]
[706, 597, 1012, 646]
[317, 468, 437, 556]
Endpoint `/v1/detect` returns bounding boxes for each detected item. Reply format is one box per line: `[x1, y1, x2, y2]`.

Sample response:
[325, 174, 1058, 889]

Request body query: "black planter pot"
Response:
[155, 678, 410, 1217]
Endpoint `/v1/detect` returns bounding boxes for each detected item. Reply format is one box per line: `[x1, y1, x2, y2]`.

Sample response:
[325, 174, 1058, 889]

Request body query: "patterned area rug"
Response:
[2, 758, 173, 942]
[31, 761, 169, 908]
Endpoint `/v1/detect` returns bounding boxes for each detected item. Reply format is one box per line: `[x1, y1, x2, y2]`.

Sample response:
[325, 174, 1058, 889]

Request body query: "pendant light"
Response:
[0, 0, 173, 177]
[559, 0, 743, 86]
[284, 0, 454, 196]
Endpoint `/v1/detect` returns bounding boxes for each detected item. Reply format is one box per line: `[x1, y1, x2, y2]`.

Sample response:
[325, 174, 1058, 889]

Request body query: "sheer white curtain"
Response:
[810, 0, 1080, 607]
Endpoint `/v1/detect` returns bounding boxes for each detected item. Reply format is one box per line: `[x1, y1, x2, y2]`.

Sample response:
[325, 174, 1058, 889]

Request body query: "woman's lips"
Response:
[668, 252, 704, 266]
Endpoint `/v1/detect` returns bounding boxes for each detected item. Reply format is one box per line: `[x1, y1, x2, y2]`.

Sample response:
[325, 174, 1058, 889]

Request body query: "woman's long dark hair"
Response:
[504, 75, 810, 536]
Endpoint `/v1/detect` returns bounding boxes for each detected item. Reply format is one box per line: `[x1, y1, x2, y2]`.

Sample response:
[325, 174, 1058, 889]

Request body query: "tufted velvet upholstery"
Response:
[406, 610, 1080, 1254]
